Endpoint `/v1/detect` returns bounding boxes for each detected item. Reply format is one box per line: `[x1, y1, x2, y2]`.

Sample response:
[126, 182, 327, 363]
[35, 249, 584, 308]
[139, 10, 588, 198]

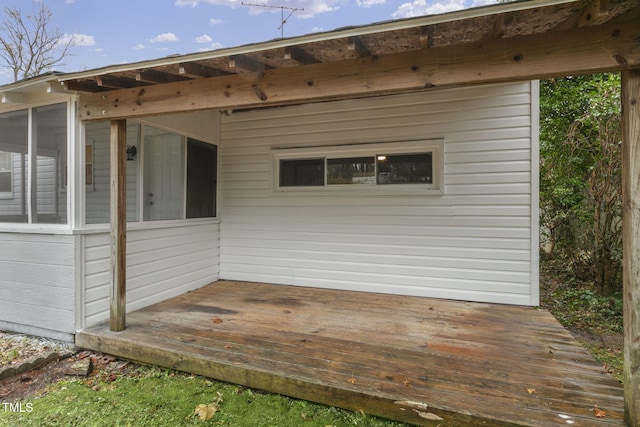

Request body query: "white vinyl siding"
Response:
[219, 82, 538, 305]
[0, 233, 76, 341]
[82, 222, 220, 326]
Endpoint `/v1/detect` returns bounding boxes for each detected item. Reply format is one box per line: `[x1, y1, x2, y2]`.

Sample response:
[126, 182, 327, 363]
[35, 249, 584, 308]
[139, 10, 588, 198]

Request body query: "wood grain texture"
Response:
[78, 20, 640, 121]
[109, 120, 127, 332]
[77, 281, 624, 426]
[622, 68, 640, 427]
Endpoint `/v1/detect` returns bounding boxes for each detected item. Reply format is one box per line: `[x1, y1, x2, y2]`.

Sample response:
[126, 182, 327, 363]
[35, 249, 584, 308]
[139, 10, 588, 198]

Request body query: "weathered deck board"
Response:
[76, 281, 624, 426]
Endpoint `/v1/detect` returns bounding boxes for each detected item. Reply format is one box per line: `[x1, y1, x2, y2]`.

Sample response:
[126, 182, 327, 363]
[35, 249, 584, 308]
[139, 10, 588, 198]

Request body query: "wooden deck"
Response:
[76, 281, 624, 426]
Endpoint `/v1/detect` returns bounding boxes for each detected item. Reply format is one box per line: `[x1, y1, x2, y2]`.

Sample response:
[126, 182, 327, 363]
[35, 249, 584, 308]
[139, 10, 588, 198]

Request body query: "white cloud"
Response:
[150, 32, 180, 43]
[198, 42, 224, 51]
[175, 0, 341, 19]
[133, 44, 146, 50]
[357, 0, 386, 7]
[175, 0, 199, 6]
[58, 33, 96, 47]
[195, 34, 213, 43]
[210, 18, 223, 25]
[393, 0, 466, 18]
[472, 0, 498, 6]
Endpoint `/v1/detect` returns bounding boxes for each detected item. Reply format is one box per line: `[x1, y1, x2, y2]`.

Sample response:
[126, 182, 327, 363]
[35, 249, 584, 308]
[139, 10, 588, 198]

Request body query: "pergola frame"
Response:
[42, 0, 640, 423]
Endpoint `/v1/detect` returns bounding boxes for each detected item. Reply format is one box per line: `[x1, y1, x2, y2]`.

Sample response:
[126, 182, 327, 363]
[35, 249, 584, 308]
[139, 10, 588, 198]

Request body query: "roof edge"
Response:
[57, 0, 579, 82]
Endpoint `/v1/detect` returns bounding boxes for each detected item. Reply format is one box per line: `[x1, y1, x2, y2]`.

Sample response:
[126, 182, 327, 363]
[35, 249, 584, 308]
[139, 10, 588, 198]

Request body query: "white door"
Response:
[143, 130, 184, 221]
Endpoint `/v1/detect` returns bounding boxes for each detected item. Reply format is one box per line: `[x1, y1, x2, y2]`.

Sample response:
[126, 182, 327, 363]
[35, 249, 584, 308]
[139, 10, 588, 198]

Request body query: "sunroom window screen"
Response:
[376, 153, 432, 185]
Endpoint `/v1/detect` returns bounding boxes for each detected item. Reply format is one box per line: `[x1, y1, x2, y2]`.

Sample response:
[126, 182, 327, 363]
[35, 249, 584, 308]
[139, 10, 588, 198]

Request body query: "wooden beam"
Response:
[98, 75, 148, 89]
[136, 69, 189, 84]
[229, 54, 272, 73]
[79, 19, 640, 121]
[284, 46, 320, 65]
[419, 26, 432, 49]
[109, 119, 127, 332]
[347, 36, 371, 57]
[179, 62, 231, 78]
[622, 68, 640, 427]
[554, 0, 614, 30]
[63, 80, 103, 92]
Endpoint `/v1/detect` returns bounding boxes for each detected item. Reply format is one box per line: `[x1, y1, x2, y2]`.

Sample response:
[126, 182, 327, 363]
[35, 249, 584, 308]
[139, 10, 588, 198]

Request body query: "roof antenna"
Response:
[241, 2, 303, 38]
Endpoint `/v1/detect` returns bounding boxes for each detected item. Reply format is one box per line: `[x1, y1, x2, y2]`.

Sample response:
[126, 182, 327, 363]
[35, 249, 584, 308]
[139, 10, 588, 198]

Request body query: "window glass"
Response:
[376, 153, 433, 185]
[327, 156, 375, 185]
[0, 110, 28, 223]
[0, 151, 12, 193]
[279, 158, 324, 187]
[84, 124, 217, 225]
[34, 103, 67, 223]
[186, 139, 217, 218]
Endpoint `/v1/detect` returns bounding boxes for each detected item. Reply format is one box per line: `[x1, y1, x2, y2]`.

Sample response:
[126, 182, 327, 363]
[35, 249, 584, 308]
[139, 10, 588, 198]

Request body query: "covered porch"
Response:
[77, 280, 624, 426]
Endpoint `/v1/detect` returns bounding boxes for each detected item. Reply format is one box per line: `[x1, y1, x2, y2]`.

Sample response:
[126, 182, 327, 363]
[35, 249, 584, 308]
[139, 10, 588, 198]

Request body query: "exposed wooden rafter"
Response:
[97, 75, 148, 89]
[79, 19, 640, 121]
[229, 54, 273, 73]
[64, 80, 103, 92]
[284, 46, 320, 65]
[419, 26, 433, 48]
[179, 62, 231, 78]
[136, 69, 190, 84]
[347, 36, 371, 57]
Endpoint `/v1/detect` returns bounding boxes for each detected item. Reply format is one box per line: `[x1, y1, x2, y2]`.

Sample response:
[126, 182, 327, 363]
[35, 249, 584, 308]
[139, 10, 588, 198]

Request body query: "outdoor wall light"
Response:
[126, 145, 137, 161]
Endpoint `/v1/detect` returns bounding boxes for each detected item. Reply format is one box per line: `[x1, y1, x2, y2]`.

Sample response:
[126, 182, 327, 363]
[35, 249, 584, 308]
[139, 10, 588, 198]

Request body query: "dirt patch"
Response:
[0, 332, 138, 403]
[0, 358, 76, 402]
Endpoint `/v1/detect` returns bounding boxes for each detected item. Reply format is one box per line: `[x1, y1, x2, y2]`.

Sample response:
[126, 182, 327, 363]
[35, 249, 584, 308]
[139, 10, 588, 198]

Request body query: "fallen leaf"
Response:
[195, 403, 218, 421]
[527, 388, 536, 395]
[347, 375, 356, 385]
[214, 318, 223, 324]
[593, 404, 606, 418]
[402, 379, 411, 387]
[224, 344, 233, 349]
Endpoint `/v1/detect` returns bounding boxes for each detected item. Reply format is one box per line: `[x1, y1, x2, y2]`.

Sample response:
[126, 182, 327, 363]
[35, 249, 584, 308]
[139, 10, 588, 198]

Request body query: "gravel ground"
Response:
[0, 331, 75, 369]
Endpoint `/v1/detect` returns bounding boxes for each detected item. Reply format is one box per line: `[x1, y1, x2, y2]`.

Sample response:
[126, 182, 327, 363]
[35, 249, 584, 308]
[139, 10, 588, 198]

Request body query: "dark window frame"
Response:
[274, 140, 442, 193]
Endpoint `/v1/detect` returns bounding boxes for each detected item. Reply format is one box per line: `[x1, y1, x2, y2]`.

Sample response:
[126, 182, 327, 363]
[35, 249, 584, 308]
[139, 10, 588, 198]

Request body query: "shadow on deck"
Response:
[76, 281, 624, 426]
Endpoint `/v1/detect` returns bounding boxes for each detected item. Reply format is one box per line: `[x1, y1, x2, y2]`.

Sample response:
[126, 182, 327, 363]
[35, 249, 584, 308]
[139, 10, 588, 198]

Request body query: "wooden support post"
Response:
[622, 69, 640, 427]
[109, 120, 127, 332]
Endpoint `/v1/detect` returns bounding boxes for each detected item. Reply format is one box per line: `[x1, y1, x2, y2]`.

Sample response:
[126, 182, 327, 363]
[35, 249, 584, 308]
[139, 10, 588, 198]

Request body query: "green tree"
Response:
[540, 73, 622, 296]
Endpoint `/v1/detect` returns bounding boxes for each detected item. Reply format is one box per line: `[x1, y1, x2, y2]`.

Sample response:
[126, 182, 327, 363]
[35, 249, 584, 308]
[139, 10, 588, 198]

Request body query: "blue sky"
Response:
[0, 0, 498, 84]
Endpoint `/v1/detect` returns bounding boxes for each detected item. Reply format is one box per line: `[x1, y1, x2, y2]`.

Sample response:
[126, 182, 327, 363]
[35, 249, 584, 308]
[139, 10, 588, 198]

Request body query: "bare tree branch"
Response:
[0, 0, 75, 82]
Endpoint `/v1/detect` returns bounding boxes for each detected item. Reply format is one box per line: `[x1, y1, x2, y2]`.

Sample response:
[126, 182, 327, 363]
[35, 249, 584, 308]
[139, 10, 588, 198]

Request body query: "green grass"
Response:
[0, 366, 411, 427]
